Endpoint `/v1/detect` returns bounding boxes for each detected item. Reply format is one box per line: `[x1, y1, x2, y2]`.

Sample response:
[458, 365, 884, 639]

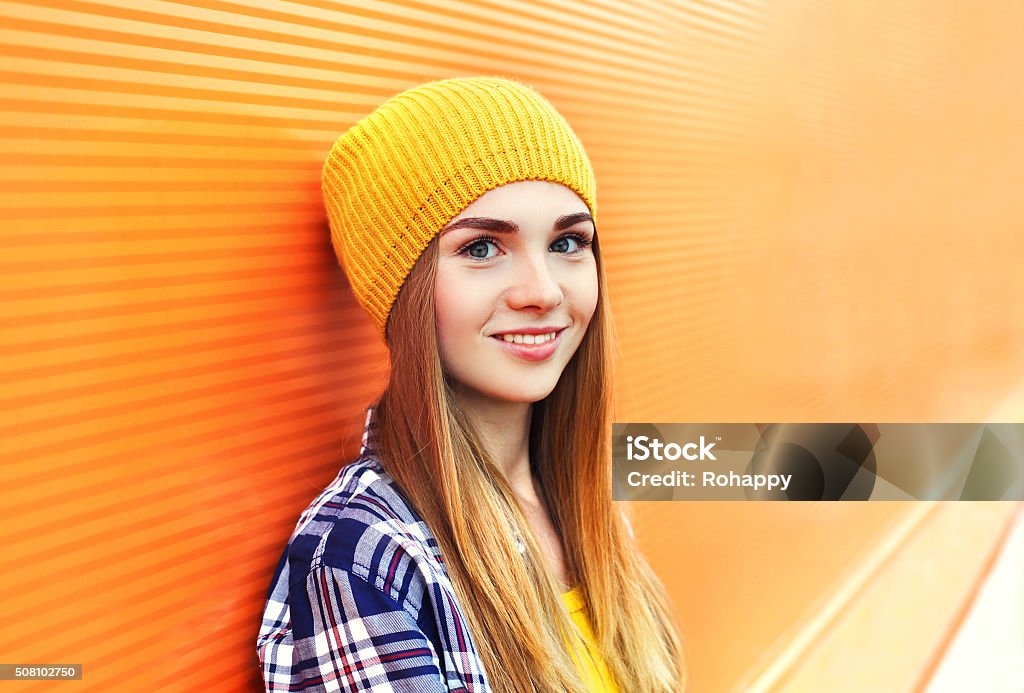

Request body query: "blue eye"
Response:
[551, 233, 593, 254]
[459, 237, 500, 260]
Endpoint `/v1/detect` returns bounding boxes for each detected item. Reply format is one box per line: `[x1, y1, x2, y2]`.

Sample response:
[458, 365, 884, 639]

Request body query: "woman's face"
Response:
[435, 180, 599, 405]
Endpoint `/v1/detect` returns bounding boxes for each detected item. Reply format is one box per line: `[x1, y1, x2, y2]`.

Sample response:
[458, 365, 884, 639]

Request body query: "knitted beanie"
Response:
[321, 76, 597, 339]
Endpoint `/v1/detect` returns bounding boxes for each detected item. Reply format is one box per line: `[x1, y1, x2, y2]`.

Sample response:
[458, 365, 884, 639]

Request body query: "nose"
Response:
[504, 251, 564, 311]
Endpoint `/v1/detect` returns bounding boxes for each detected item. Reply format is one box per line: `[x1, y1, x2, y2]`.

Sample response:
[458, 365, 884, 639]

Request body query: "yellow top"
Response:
[561, 586, 621, 692]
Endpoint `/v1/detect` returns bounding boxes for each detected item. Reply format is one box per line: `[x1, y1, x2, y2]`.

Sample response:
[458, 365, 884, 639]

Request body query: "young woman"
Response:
[258, 77, 685, 692]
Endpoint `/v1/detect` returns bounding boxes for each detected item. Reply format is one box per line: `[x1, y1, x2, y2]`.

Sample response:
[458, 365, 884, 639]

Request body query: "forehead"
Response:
[448, 180, 590, 223]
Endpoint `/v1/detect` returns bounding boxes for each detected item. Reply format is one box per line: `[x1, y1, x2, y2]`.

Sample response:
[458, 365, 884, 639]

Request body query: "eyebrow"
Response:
[441, 212, 594, 236]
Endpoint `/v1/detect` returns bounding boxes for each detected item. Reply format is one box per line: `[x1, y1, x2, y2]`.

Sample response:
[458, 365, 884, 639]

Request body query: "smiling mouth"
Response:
[488, 328, 566, 363]
[490, 329, 563, 346]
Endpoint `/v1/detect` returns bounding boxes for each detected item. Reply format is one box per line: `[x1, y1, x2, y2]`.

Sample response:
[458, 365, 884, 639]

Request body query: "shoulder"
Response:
[286, 454, 446, 606]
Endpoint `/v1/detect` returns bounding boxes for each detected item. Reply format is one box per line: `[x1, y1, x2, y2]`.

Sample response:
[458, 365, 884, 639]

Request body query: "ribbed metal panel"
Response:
[2, 1, 1021, 691]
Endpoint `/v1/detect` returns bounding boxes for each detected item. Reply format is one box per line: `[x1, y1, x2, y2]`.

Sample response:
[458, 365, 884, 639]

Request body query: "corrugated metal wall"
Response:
[2, 1, 1022, 691]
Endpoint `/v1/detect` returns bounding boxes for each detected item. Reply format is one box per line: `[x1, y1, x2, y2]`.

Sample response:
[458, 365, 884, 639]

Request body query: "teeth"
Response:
[500, 331, 557, 345]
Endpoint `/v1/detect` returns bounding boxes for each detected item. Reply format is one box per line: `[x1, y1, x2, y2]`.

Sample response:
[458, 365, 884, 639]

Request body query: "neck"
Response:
[451, 387, 539, 505]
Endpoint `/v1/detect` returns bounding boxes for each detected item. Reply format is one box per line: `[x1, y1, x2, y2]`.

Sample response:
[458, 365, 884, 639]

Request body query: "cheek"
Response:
[433, 275, 461, 358]
[573, 266, 600, 324]
[434, 269, 483, 357]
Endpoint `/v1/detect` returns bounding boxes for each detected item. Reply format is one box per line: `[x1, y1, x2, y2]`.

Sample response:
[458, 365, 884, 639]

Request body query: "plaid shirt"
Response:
[257, 407, 495, 692]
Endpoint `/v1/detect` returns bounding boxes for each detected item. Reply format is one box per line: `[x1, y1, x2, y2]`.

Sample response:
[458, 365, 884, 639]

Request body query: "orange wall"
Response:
[2, 2, 1022, 691]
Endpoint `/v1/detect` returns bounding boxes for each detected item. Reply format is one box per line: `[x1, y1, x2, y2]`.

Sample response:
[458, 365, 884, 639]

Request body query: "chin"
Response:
[484, 381, 557, 404]
[493, 390, 553, 404]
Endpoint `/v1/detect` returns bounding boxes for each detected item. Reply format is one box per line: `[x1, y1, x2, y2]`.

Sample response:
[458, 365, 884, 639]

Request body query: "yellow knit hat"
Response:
[321, 76, 597, 339]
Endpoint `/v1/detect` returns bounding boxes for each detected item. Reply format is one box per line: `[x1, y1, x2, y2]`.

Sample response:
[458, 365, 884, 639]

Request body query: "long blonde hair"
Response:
[373, 231, 685, 692]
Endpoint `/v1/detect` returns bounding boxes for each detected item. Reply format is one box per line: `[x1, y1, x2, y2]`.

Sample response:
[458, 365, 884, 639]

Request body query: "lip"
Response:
[489, 327, 566, 362]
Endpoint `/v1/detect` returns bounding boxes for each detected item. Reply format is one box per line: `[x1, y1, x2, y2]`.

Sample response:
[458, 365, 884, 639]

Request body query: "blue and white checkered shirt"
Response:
[257, 407, 493, 692]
